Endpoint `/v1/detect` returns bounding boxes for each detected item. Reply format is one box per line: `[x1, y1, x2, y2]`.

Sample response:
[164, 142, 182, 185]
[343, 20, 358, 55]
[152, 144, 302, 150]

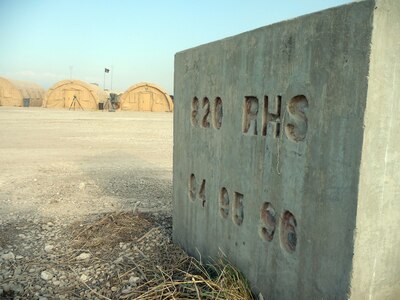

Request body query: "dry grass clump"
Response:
[69, 211, 154, 255]
[130, 256, 254, 300]
[64, 211, 254, 299]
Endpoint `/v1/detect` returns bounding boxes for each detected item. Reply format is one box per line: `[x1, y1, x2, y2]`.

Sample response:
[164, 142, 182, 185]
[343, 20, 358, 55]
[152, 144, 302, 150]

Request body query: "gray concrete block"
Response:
[173, 0, 400, 298]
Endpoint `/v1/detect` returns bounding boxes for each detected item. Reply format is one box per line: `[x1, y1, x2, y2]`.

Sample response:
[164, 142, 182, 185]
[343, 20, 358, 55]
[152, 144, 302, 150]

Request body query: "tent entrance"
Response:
[64, 89, 81, 108]
[138, 92, 153, 111]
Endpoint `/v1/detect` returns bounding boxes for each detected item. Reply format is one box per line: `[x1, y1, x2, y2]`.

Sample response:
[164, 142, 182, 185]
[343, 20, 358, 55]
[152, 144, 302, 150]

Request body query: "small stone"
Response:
[76, 253, 91, 260]
[122, 287, 131, 294]
[14, 266, 22, 276]
[1, 252, 15, 260]
[53, 281, 61, 286]
[44, 245, 54, 253]
[41, 270, 53, 281]
[129, 276, 140, 284]
[12, 284, 23, 293]
[111, 286, 118, 292]
[2, 284, 10, 292]
[80, 274, 89, 282]
[39, 297, 48, 300]
[114, 257, 123, 264]
[15, 255, 23, 260]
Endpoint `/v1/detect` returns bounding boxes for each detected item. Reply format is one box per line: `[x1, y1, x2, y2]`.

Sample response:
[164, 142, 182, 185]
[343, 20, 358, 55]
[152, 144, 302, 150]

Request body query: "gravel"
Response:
[0, 108, 176, 299]
[0, 211, 178, 299]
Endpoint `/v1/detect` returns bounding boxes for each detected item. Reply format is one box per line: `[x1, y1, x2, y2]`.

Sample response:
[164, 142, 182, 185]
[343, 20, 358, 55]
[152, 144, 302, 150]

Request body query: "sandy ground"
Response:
[0, 107, 177, 299]
[0, 107, 173, 220]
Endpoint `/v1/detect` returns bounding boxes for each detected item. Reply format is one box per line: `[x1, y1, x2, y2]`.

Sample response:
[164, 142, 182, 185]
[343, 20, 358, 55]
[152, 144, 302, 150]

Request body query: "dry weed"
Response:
[61, 211, 254, 299]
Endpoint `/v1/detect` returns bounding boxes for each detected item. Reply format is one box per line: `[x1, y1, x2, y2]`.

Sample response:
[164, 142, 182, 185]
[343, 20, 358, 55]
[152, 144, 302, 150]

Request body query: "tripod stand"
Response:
[69, 95, 84, 111]
[103, 93, 118, 112]
[103, 97, 114, 111]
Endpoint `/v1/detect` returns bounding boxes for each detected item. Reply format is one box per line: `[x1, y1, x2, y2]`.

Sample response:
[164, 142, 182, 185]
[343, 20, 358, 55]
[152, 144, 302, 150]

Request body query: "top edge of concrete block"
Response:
[175, 0, 375, 56]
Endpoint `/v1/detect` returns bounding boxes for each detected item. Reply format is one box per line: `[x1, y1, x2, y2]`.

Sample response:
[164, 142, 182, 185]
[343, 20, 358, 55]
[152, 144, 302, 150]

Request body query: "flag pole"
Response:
[110, 65, 114, 91]
[103, 69, 106, 91]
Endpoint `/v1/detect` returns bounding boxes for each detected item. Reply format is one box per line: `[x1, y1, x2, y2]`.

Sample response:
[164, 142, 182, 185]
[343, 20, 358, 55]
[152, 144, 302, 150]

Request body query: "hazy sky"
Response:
[0, 0, 351, 94]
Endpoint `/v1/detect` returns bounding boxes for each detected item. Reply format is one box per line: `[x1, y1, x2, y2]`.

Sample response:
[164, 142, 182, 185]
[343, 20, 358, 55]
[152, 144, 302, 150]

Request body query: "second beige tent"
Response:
[44, 80, 108, 110]
[119, 82, 173, 112]
[0, 76, 45, 107]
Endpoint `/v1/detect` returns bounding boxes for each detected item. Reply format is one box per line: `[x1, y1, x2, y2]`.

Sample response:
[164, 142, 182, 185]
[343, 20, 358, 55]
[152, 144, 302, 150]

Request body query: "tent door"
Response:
[127, 93, 139, 111]
[64, 89, 81, 108]
[138, 92, 153, 111]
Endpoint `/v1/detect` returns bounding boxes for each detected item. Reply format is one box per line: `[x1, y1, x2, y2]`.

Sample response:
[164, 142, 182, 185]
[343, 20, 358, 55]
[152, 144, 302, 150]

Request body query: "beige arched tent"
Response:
[44, 80, 108, 110]
[0, 76, 45, 107]
[119, 82, 173, 112]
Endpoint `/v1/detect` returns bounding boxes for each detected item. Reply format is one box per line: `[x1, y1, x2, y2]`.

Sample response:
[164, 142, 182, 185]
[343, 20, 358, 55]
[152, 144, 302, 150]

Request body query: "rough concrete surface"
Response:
[351, 0, 400, 298]
[173, 0, 399, 299]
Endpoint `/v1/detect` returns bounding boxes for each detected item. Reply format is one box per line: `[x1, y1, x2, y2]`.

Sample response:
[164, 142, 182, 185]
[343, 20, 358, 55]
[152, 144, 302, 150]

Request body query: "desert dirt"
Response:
[0, 107, 185, 299]
[0, 107, 173, 219]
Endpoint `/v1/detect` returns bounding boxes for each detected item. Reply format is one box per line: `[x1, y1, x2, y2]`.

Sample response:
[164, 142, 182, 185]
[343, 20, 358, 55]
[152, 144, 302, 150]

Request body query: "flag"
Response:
[105, 68, 110, 73]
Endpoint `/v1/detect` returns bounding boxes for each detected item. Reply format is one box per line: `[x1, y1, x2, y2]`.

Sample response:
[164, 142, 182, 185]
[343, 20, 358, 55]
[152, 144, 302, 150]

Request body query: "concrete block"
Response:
[173, 0, 400, 299]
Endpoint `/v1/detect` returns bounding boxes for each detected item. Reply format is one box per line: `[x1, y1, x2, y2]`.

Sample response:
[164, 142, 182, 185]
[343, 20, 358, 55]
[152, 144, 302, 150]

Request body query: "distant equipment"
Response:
[69, 95, 84, 111]
[23, 98, 30, 107]
[110, 93, 119, 104]
[103, 93, 119, 112]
